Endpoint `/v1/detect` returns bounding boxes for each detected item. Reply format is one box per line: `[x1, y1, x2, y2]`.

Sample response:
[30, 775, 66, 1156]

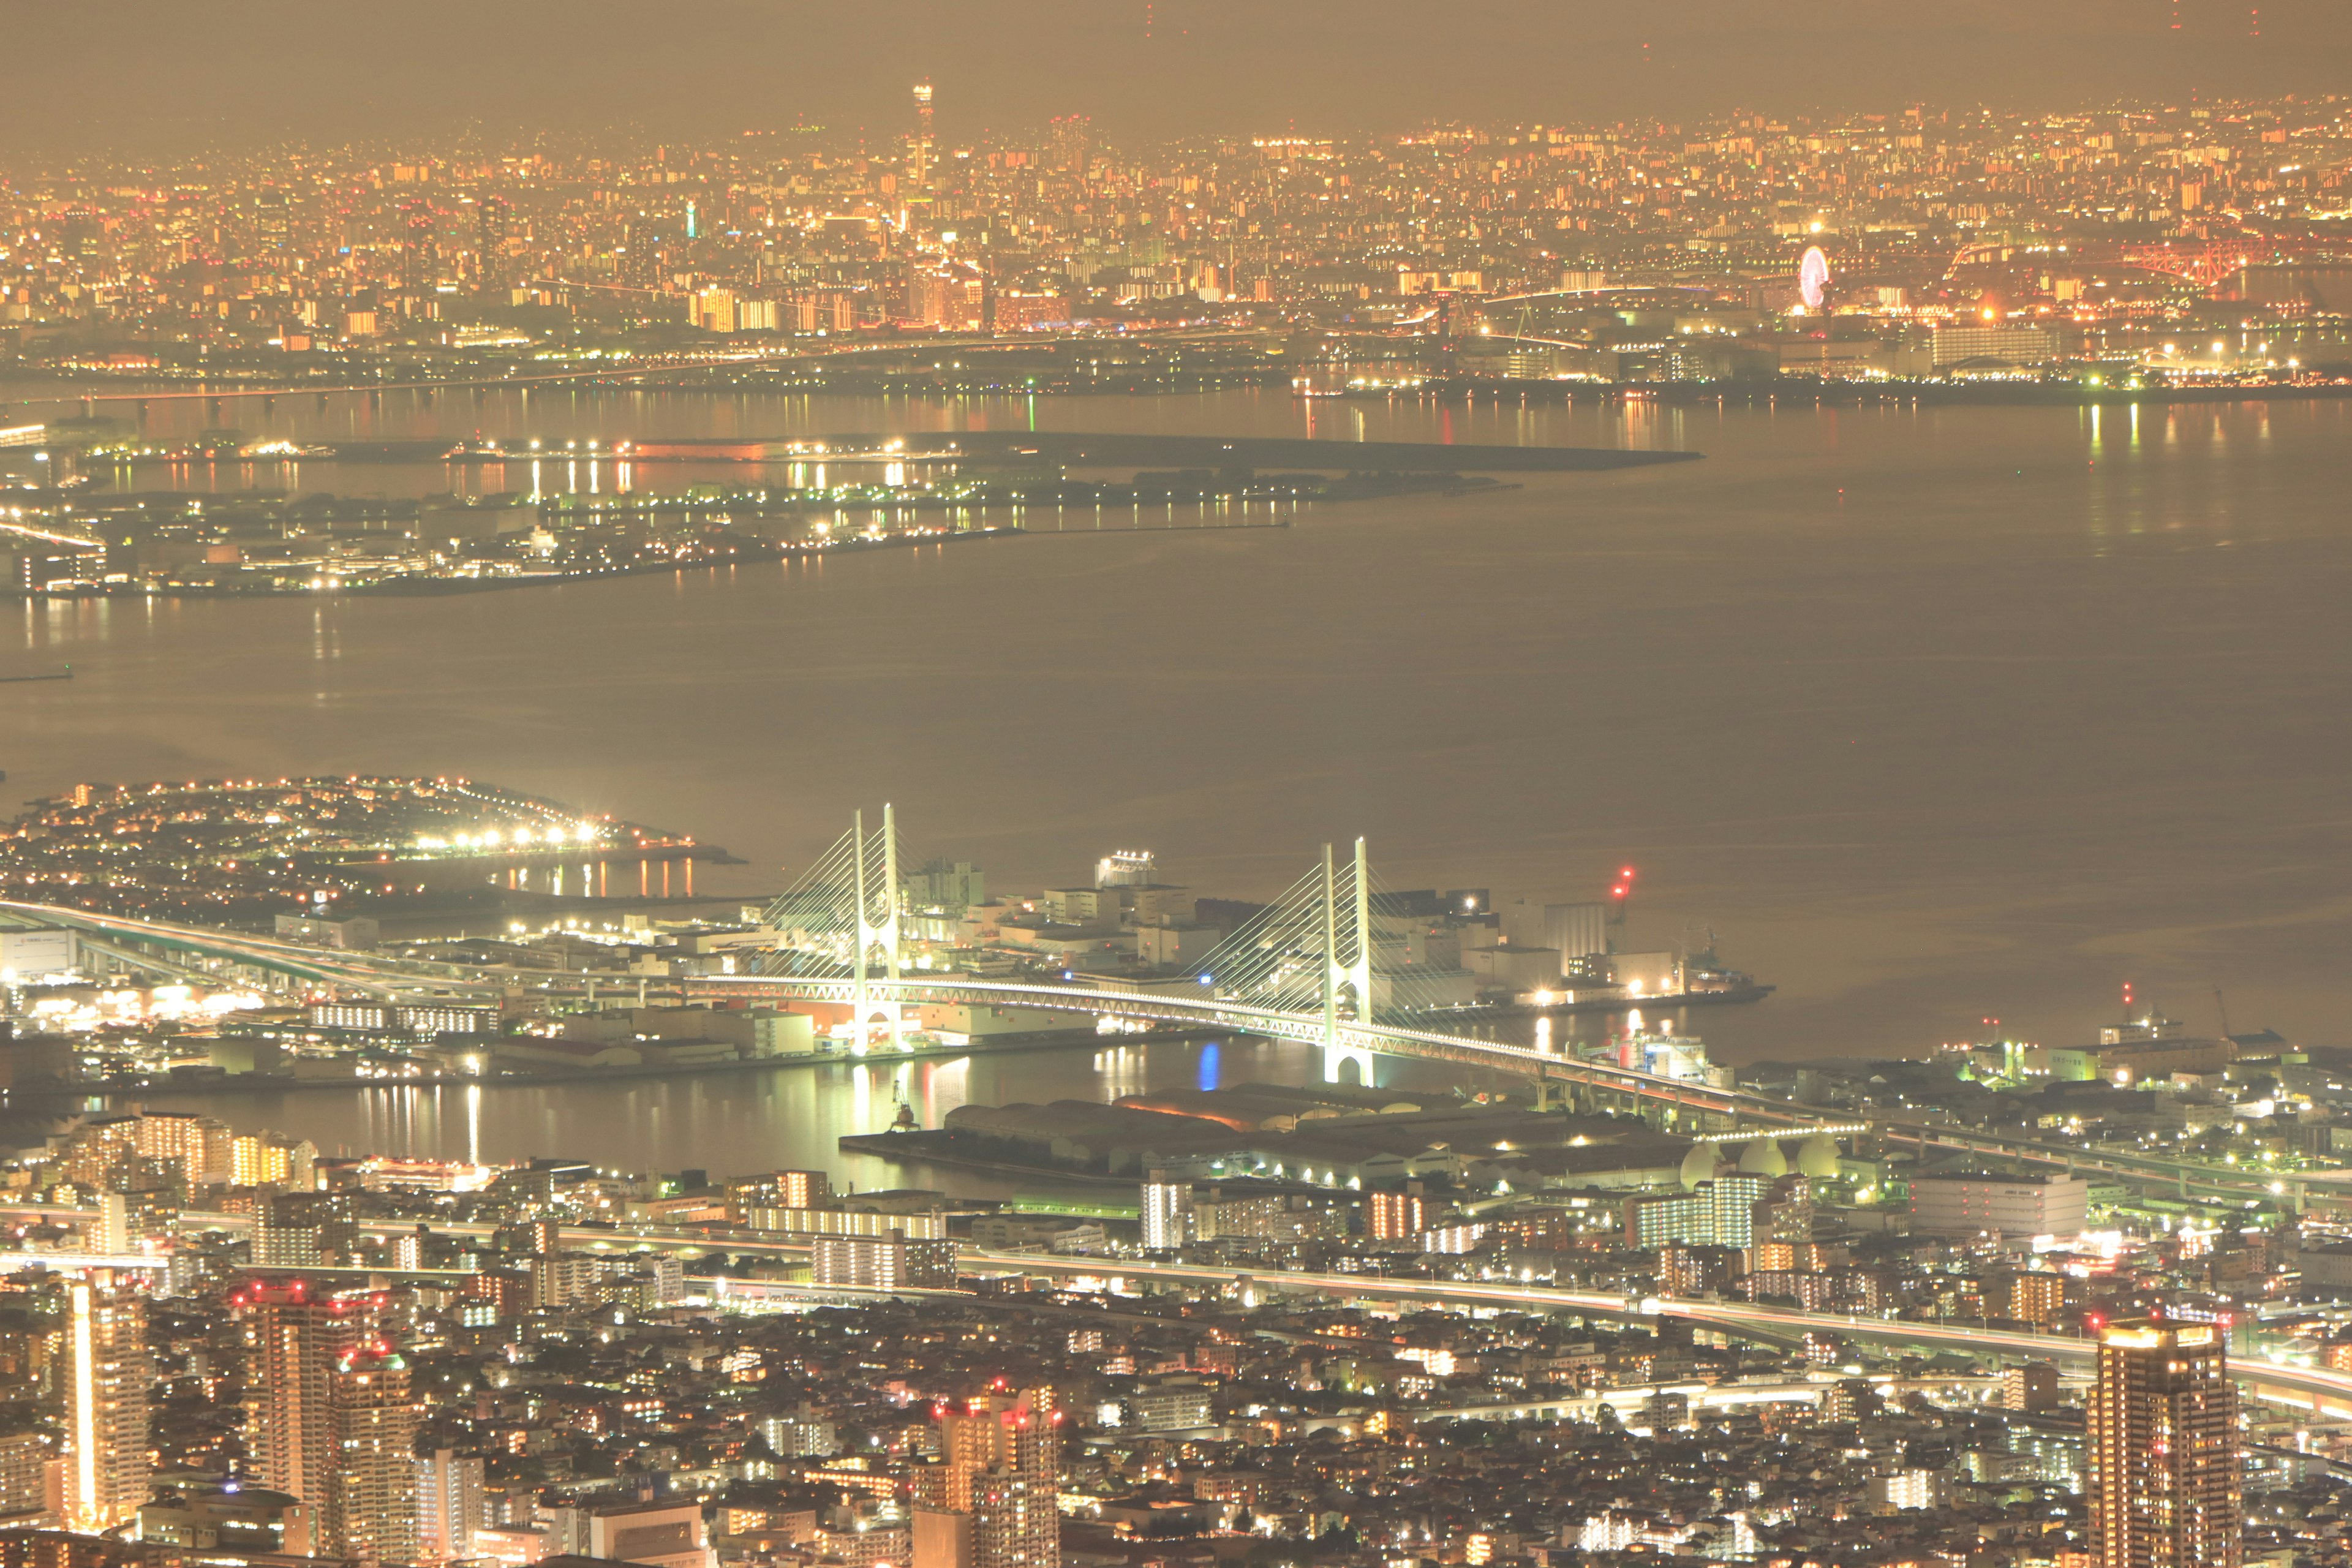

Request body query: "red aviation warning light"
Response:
[1608, 866, 1635, 925]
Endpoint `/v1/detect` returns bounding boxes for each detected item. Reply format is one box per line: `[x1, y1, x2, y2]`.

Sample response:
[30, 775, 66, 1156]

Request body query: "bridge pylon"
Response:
[1320, 838, 1378, 1086]
[850, 805, 905, 1055]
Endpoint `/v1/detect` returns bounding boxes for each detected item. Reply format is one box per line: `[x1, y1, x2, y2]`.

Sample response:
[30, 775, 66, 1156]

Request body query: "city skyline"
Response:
[5, 14, 2352, 1568]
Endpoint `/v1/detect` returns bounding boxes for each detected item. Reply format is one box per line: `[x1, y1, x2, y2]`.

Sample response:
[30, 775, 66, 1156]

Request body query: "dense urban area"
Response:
[1, 93, 2350, 380]
[0, 776, 2348, 1568]
[4, 92, 2352, 592]
[4, 69, 2352, 1568]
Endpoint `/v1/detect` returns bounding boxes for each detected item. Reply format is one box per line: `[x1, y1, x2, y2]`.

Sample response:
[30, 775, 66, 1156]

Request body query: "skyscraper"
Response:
[2089, 1319, 2242, 1568]
[63, 1273, 149, 1533]
[914, 1389, 1060, 1568]
[325, 1346, 421, 1566]
[1140, 1174, 1191, 1251]
[911, 82, 935, 189]
[236, 1281, 374, 1510]
[476, 197, 511, 290]
[1366, 1189, 1429, 1242]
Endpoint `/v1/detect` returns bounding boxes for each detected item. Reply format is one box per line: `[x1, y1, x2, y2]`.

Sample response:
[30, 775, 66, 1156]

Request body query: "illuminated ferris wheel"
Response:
[1799, 245, 1832, 311]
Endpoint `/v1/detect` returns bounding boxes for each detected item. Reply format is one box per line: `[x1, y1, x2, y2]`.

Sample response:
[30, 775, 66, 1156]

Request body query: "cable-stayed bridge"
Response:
[9, 799, 2339, 1201]
[758, 815, 1480, 1085]
[738, 807, 1796, 1128]
[0, 803, 1794, 1131]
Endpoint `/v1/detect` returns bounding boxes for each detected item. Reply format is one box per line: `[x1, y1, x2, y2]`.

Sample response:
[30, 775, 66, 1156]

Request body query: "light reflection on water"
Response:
[153, 1036, 1351, 1193]
[146, 1009, 1672, 1192]
[13, 387, 2352, 1136]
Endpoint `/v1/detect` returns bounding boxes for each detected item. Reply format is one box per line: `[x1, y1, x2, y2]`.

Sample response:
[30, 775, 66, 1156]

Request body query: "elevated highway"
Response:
[4, 900, 2337, 1210]
[957, 1250, 2352, 1416]
[0, 898, 1816, 1128]
[12, 1195, 2335, 1415]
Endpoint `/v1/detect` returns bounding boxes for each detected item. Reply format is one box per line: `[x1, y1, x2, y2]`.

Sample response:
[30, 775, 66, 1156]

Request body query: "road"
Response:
[6, 899, 2343, 1218]
[10, 1196, 2340, 1414]
[955, 1249, 2352, 1415]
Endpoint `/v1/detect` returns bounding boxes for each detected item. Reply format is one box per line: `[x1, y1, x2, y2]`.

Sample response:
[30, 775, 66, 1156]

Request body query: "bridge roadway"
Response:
[0, 899, 1817, 1126]
[0, 900, 488, 999]
[8, 901, 2340, 1212]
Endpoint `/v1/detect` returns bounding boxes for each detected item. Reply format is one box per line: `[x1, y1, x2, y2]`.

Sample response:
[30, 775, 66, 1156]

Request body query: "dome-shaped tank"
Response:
[1736, 1137, 1789, 1177]
[1798, 1131, 1841, 1180]
[1679, 1142, 1721, 1189]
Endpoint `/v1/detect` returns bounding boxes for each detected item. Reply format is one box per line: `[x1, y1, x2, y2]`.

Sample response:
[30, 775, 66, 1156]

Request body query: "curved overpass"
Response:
[691, 973, 1815, 1126]
[9, 900, 2339, 1210]
[0, 899, 1814, 1127]
[0, 900, 484, 998]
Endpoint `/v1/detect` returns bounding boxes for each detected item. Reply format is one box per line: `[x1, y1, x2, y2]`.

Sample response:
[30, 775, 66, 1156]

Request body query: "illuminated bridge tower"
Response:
[761, 806, 911, 1055]
[1194, 835, 1459, 1088]
[852, 805, 905, 1056]
[1321, 840, 1377, 1086]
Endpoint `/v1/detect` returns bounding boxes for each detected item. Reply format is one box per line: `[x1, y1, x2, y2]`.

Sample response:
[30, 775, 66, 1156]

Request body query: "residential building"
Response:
[2089, 1319, 2241, 1568]
[61, 1276, 146, 1534]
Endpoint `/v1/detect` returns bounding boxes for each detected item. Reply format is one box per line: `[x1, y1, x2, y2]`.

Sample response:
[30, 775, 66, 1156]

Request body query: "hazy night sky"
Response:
[5, 0, 2349, 152]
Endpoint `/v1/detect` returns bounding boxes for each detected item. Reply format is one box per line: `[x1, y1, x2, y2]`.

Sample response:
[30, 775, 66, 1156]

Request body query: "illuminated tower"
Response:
[237, 1280, 374, 1510]
[63, 1273, 149, 1533]
[325, 1345, 422, 1566]
[2089, 1319, 2241, 1568]
[915, 1389, 1061, 1568]
[911, 81, 935, 188]
[1050, 115, 1093, 179]
[477, 197, 511, 290]
[401, 202, 434, 296]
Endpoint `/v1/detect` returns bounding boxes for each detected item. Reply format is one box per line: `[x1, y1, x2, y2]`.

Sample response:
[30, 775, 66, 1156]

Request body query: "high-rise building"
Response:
[1748, 1177, 1816, 1272]
[255, 189, 292, 247]
[401, 203, 434, 295]
[232, 1132, 317, 1190]
[235, 1281, 375, 1510]
[1140, 1175, 1192, 1251]
[476, 197, 511, 288]
[1366, 1189, 1429, 1242]
[95, 1193, 133, 1256]
[0, 1427, 49, 1525]
[914, 1390, 1059, 1568]
[2006, 1272, 2068, 1327]
[911, 82, 935, 188]
[1049, 115, 1093, 179]
[2089, 1319, 2241, 1568]
[324, 1346, 421, 1565]
[255, 1192, 357, 1268]
[775, 1170, 831, 1210]
[63, 1274, 149, 1533]
[417, 1448, 486, 1564]
[687, 287, 737, 334]
[61, 1111, 232, 1191]
[810, 1231, 956, 1291]
[128, 1112, 233, 1189]
[1626, 1174, 1773, 1251]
